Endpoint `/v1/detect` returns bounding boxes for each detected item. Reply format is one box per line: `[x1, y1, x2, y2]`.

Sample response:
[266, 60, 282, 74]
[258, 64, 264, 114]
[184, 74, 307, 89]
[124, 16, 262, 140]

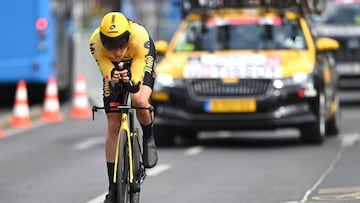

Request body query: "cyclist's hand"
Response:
[111, 68, 121, 83]
[111, 62, 129, 83]
[118, 62, 129, 83]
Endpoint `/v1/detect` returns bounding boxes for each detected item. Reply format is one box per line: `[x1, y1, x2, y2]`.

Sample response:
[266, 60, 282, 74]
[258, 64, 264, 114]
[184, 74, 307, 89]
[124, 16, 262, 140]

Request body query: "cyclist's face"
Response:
[111, 46, 128, 59]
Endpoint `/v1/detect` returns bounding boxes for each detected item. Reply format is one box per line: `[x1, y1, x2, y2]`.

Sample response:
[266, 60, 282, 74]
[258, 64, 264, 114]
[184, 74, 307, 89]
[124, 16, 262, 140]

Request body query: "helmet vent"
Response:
[111, 14, 115, 24]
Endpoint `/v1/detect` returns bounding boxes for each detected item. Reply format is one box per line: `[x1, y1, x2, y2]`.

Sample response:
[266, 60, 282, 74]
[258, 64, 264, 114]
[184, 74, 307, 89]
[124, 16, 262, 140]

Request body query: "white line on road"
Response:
[298, 132, 360, 202]
[339, 133, 360, 148]
[87, 192, 107, 203]
[73, 137, 105, 150]
[184, 146, 203, 156]
[146, 164, 171, 176]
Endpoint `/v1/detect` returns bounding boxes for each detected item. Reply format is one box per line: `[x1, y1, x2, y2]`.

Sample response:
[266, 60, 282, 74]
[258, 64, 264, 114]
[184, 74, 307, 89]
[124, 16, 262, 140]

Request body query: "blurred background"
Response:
[70, 0, 181, 41]
[0, 0, 182, 106]
[1, 1, 360, 203]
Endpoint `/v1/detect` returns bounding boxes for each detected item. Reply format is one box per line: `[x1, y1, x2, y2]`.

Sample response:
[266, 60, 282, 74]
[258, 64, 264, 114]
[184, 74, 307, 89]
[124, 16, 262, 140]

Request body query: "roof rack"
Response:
[180, 0, 327, 18]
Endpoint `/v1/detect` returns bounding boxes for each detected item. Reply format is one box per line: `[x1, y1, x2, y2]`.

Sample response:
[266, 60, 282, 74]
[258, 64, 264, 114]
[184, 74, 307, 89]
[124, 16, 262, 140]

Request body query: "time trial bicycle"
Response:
[92, 81, 154, 203]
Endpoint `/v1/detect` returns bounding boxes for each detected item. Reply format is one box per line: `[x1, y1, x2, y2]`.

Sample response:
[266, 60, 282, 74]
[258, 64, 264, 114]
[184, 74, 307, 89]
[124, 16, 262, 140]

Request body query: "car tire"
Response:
[300, 91, 325, 144]
[154, 126, 176, 147]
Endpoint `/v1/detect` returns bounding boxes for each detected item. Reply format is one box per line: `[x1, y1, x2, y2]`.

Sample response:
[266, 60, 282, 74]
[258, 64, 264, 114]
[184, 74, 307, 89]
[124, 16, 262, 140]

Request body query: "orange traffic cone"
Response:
[70, 74, 91, 119]
[10, 80, 32, 128]
[41, 76, 63, 122]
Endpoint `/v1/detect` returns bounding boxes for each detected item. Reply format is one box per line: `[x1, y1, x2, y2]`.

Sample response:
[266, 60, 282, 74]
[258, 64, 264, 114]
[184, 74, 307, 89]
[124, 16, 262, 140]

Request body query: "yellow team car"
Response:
[152, 3, 340, 146]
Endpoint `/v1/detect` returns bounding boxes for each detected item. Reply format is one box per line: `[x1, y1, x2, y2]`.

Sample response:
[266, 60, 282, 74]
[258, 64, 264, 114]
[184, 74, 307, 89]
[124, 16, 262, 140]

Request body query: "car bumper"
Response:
[154, 102, 316, 131]
[337, 62, 360, 89]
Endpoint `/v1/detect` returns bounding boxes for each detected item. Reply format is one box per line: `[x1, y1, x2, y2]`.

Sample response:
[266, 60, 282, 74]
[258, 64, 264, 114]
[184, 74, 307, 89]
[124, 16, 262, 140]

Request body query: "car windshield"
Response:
[312, 0, 360, 25]
[174, 17, 307, 51]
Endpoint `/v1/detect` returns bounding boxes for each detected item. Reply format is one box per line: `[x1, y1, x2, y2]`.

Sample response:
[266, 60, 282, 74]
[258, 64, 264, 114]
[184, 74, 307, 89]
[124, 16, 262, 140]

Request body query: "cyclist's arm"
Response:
[89, 28, 117, 82]
[129, 28, 156, 88]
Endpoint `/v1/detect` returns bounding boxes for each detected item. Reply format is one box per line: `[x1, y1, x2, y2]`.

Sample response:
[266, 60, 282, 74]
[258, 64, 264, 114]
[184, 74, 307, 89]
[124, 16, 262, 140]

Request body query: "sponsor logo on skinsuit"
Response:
[103, 76, 111, 97]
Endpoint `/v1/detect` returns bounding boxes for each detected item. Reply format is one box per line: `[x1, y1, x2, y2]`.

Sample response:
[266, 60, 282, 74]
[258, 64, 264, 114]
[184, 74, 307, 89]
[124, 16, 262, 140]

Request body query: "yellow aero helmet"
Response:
[100, 12, 130, 50]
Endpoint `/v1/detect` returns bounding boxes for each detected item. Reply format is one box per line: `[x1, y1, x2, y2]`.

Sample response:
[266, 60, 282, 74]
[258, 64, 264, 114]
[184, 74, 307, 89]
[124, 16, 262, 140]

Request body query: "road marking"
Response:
[283, 133, 360, 203]
[86, 164, 170, 203]
[87, 192, 107, 203]
[312, 187, 360, 201]
[146, 164, 171, 176]
[184, 146, 203, 156]
[73, 137, 105, 150]
[339, 133, 360, 148]
[318, 186, 360, 194]
[300, 147, 345, 203]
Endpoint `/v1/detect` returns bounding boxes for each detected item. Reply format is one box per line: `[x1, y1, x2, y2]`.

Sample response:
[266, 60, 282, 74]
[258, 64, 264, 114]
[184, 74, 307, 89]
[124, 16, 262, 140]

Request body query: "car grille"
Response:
[333, 37, 360, 62]
[188, 79, 272, 97]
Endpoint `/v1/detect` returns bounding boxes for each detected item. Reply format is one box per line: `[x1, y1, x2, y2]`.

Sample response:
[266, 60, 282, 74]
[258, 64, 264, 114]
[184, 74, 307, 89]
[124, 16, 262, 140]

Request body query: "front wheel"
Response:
[117, 130, 130, 203]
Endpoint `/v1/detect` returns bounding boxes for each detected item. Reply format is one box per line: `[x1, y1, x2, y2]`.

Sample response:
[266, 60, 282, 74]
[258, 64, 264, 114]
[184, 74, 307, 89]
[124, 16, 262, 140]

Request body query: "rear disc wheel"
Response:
[130, 130, 141, 203]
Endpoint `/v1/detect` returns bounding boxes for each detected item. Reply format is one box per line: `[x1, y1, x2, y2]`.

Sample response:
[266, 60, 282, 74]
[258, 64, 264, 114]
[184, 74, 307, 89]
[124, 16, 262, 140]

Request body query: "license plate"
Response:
[205, 99, 256, 113]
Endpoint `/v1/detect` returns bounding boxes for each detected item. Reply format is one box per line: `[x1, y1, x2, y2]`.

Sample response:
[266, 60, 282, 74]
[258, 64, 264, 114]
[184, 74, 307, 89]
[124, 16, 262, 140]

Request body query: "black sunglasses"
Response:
[104, 38, 129, 50]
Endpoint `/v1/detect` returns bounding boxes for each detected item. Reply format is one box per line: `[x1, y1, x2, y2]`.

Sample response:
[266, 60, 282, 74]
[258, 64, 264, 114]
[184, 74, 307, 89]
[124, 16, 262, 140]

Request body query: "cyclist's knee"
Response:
[131, 85, 152, 107]
[131, 95, 150, 107]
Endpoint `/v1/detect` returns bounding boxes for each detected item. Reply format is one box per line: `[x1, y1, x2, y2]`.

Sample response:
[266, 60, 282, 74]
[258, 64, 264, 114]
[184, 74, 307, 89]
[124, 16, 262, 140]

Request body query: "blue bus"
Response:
[0, 0, 73, 103]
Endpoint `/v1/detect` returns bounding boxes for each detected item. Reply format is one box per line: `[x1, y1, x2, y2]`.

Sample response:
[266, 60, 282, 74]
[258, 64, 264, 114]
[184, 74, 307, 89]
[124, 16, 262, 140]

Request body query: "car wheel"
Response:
[325, 95, 340, 136]
[300, 91, 325, 144]
[154, 126, 176, 147]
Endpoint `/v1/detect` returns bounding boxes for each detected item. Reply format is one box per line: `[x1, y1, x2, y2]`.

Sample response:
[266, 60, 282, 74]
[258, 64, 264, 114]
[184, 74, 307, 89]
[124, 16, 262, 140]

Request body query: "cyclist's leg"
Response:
[131, 85, 158, 168]
[130, 36, 158, 169]
[105, 113, 121, 188]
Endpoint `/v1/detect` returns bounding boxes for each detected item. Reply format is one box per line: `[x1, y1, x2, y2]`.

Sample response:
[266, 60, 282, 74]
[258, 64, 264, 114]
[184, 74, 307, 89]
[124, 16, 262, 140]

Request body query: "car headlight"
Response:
[273, 73, 314, 89]
[154, 74, 186, 90]
[273, 72, 317, 98]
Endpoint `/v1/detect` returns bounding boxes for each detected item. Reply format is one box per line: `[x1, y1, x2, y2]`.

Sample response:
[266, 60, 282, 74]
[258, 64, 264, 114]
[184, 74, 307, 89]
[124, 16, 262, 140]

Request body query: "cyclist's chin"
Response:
[113, 55, 123, 61]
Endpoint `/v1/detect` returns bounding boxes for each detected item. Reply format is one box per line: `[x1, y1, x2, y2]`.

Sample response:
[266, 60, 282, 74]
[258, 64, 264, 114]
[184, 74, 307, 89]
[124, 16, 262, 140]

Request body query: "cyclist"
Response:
[89, 11, 158, 203]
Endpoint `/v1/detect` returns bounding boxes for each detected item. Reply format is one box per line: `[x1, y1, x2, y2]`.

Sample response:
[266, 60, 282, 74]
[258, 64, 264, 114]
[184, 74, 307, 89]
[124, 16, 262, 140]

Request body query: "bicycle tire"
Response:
[117, 130, 131, 203]
[130, 130, 141, 203]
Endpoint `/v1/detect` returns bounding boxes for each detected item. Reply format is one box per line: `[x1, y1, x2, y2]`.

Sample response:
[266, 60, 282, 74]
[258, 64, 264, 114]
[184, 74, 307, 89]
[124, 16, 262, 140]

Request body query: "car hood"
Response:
[157, 50, 315, 79]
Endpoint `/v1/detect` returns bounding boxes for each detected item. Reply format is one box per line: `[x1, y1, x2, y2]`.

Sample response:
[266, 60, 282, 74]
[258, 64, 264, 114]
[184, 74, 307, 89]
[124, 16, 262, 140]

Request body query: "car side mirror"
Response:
[155, 40, 169, 55]
[316, 37, 340, 51]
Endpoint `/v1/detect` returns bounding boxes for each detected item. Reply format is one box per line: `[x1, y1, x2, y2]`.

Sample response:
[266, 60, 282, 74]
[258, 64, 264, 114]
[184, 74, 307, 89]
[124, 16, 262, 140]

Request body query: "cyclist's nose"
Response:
[112, 48, 127, 58]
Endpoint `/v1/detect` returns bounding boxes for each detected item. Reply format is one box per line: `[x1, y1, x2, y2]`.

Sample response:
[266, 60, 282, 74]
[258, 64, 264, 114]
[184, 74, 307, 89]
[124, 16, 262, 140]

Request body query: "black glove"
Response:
[124, 81, 141, 93]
